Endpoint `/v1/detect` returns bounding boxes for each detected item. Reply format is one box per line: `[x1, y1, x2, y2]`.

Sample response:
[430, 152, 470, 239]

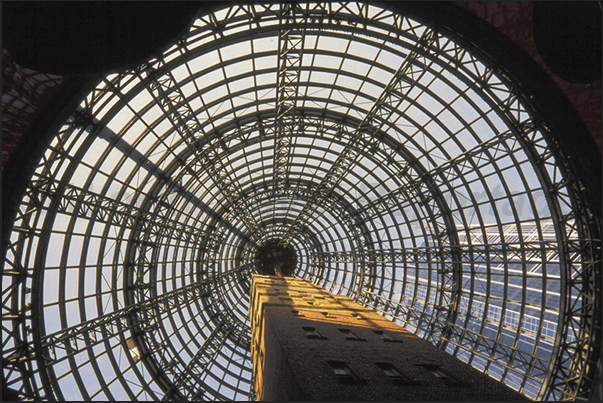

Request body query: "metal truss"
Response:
[40, 271, 237, 365]
[520, 125, 602, 401]
[2, 2, 601, 402]
[269, 24, 462, 342]
[4, 255, 245, 400]
[241, 179, 376, 289]
[142, 58, 261, 237]
[279, 26, 437, 247]
[127, 264, 251, 401]
[352, 128, 518, 223]
[54, 183, 208, 243]
[3, 118, 80, 400]
[273, 3, 306, 191]
[161, 324, 233, 401]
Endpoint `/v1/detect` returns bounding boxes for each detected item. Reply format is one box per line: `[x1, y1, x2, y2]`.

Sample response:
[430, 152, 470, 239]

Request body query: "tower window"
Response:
[420, 364, 465, 386]
[327, 361, 363, 385]
[338, 328, 365, 341]
[376, 363, 414, 385]
[302, 326, 325, 339]
[373, 330, 402, 343]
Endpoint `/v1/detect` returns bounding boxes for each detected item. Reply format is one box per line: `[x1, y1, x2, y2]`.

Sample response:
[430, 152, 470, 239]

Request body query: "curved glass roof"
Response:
[2, 2, 601, 401]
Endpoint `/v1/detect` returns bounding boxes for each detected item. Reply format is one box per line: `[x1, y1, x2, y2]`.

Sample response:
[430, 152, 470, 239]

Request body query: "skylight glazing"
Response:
[2, 2, 600, 401]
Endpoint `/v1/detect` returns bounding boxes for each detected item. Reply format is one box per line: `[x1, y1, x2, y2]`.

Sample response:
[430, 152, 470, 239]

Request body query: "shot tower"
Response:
[250, 275, 529, 401]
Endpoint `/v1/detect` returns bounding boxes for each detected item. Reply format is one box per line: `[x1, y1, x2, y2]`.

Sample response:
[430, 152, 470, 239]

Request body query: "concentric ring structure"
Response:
[2, 2, 601, 401]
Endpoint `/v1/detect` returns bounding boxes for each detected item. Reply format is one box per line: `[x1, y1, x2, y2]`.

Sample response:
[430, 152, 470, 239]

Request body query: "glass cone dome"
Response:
[2, 2, 601, 401]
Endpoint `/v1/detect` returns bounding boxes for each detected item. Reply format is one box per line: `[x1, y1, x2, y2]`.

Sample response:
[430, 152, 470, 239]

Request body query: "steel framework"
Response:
[2, 2, 601, 401]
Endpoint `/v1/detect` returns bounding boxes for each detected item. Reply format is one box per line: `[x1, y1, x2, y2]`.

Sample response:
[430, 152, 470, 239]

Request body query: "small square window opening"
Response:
[302, 326, 325, 339]
[420, 364, 465, 386]
[373, 330, 402, 342]
[339, 328, 366, 341]
[376, 362, 414, 385]
[327, 361, 363, 385]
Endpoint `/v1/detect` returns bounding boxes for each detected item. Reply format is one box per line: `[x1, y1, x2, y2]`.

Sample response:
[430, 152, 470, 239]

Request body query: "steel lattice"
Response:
[2, 2, 601, 401]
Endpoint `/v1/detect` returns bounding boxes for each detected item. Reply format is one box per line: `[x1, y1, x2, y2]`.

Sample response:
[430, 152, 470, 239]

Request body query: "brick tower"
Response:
[249, 275, 529, 401]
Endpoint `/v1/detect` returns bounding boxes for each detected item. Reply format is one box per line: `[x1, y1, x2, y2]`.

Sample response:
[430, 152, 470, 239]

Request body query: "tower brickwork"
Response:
[250, 274, 530, 401]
